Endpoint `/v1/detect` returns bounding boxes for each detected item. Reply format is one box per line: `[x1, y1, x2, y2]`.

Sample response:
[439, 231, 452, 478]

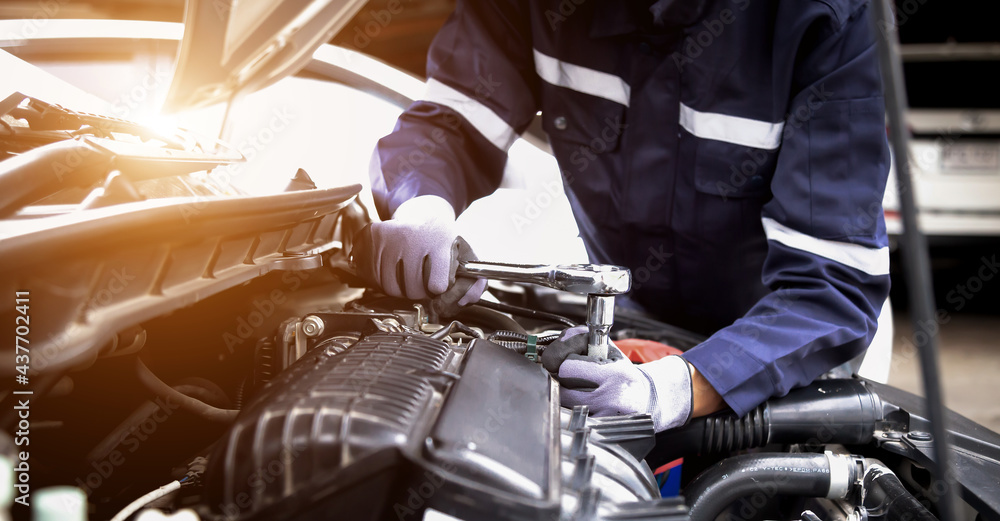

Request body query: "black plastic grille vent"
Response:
[207, 333, 452, 518]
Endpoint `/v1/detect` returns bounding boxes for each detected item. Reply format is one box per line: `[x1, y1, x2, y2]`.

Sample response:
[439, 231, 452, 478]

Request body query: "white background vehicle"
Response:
[884, 43, 1000, 237]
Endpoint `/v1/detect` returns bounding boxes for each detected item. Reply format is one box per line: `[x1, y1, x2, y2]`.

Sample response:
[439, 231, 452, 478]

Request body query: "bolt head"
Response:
[907, 431, 933, 442]
[302, 316, 324, 338]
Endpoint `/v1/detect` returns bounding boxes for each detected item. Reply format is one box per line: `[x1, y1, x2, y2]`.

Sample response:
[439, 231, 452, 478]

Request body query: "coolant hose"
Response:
[684, 453, 854, 521]
[863, 462, 938, 521]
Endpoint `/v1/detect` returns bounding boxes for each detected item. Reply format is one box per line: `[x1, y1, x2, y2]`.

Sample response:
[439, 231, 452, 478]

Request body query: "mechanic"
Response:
[356, 0, 891, 433]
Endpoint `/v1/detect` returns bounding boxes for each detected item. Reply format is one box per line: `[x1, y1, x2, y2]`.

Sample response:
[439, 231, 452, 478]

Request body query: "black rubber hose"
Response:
[648, 406, 769, 468]
[455, 304, 527, 334]
[135, 358, 238, 423]
[610, 307, 708, 350]
[174, 376, 233, 409]
[87, 384, 223, 462]
[474, 300, 576, 327]
[648, 379, 882, 468]
[863, 463, 938, 521]
[684, 453, 833, 521]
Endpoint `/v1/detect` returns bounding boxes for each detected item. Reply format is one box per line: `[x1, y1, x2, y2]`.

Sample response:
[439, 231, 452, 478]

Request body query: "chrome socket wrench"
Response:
[457, 261, 631, 358]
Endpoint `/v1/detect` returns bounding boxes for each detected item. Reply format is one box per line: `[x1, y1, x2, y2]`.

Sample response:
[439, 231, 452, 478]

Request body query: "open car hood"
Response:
[163, 0, 367, 112]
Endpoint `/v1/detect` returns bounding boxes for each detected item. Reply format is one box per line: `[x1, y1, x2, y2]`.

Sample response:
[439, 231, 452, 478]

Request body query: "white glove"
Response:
[351, 196, 486, 314]
[544, 327, 694, 432]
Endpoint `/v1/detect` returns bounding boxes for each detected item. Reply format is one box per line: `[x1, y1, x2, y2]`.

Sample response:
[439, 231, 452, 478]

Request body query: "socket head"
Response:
[554, 264, 631, 295]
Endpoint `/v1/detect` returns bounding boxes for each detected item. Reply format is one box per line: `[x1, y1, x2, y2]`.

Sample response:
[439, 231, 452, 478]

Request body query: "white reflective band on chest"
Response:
[680, 102, 785, 150]
[423, 78, 518, 151]
[533, 49, 631, 106]
[762, 218, 890, 276]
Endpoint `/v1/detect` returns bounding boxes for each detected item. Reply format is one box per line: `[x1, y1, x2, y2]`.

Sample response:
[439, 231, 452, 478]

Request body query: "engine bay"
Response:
[9, 207, 1000, 520]
[0, 72, 998, 521]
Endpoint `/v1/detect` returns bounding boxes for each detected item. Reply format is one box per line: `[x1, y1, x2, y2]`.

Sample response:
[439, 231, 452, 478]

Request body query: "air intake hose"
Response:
[648, 379, 884, 467]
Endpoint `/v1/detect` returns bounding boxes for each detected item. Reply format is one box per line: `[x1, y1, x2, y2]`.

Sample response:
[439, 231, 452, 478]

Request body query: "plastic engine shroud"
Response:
[205, 331, 685, 521]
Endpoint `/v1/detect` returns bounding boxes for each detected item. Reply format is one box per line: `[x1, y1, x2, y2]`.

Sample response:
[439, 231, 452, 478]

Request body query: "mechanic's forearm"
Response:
[688, 361, 726, 417]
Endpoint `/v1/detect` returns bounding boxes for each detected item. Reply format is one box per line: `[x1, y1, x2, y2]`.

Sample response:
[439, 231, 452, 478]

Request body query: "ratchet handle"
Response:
[457, 261, 631, 295]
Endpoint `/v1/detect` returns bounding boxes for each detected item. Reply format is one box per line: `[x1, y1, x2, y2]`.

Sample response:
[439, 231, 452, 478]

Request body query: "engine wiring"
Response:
[429, 320, 484, 341]
[109, 480, 182, 521]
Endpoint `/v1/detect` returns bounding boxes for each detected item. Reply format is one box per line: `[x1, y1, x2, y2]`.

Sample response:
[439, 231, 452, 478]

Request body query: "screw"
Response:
[907, 431, 933, 442]
[301, 316, 325, 338]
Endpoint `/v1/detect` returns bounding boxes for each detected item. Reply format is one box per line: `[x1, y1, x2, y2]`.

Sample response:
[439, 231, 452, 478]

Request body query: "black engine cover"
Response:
[205, 331, 666, 521]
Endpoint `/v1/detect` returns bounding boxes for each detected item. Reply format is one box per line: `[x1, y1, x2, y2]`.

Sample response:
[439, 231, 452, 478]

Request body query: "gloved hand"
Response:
[541, 326, 693, 432]
[350, 197, 486, 316]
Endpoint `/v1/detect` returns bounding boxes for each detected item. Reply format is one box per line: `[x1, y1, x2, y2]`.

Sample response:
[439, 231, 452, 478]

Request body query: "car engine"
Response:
[203, 315, 664, 521]
[2, 94, 1000, 521]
